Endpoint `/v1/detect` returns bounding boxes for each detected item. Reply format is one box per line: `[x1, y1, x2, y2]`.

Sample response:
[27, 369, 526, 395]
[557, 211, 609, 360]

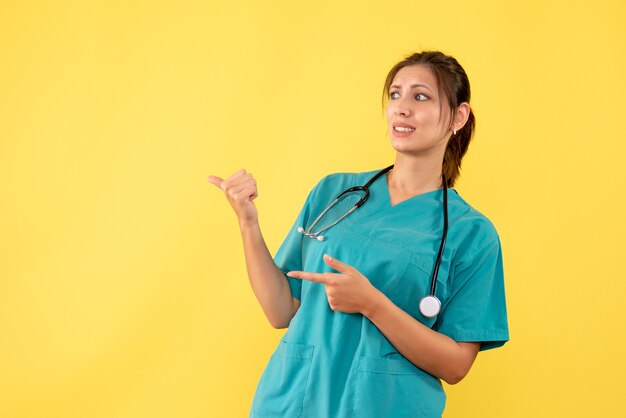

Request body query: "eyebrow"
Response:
[390, 83, 432, 91]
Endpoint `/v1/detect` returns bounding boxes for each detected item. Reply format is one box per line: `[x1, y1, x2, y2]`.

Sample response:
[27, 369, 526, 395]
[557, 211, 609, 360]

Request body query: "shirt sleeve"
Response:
[435, 236, 510, 351]
[273, 177, 324, 301]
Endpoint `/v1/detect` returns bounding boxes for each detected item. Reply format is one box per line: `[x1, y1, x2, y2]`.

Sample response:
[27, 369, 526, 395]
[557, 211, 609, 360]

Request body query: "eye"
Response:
[389, 91, 400, 100]
[415, 93, 429, 101]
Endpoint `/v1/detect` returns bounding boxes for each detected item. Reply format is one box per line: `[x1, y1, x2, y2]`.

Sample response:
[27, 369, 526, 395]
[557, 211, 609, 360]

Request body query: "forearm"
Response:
[363, 291, 478, 384]
[239, 220, 298, 329]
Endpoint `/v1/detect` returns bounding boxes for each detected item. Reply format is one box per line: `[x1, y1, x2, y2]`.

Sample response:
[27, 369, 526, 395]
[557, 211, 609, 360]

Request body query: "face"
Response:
[386, 65, 453, 157]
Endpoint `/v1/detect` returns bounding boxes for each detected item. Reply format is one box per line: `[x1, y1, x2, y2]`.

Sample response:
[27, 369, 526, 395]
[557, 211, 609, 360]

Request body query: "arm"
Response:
[288, 254, 480, 384]
[239, 221, 300, 329]
[363, 292, 480, 385]
[362, 237, 508, 382]
[208, 169, 299, 329]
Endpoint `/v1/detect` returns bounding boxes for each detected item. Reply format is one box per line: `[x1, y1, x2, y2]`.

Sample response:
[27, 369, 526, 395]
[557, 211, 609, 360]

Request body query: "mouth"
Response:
[393, 126, 416, 133]
[392, 122, 416, 133]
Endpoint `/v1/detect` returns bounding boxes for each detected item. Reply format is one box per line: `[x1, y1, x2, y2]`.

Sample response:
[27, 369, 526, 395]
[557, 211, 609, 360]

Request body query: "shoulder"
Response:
[448, 190, 502, 262]
[311, 169, 380, 194]
[300, 171, 356, 207]
[316, 170, 366, 186]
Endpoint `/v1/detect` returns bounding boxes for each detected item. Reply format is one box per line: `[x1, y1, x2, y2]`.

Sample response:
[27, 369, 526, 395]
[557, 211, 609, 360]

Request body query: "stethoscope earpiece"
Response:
[298, 226, 325, 241]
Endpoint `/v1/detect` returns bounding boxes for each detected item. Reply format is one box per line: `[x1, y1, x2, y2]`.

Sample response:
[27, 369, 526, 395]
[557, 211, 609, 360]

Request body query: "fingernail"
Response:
[324, 254, 332, 261]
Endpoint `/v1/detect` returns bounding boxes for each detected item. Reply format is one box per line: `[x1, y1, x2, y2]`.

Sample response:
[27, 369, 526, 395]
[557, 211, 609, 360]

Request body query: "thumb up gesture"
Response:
[207, 169, 259, 227]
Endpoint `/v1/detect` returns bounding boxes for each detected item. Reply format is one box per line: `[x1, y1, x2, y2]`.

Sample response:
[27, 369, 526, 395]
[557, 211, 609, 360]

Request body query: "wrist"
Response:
[362, 288, 388, 319]
[239, 218, 260, 234]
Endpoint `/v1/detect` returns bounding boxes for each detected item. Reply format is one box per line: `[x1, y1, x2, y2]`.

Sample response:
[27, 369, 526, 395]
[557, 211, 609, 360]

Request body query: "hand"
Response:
[207, 169, 259, 226]
[287, 254, 380, 315]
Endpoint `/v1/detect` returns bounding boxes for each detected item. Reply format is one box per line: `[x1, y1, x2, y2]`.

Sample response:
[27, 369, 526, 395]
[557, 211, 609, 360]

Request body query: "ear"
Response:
[452, 102, 471, 132]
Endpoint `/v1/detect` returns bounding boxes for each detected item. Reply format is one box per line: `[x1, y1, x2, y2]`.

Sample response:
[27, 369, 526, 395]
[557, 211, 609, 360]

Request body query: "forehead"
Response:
[392, 65, 438, 91]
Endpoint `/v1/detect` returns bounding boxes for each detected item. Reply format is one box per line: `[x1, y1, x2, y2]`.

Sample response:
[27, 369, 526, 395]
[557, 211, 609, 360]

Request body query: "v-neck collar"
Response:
[380, 171, 453, 209]
[333, 170, 465, 239]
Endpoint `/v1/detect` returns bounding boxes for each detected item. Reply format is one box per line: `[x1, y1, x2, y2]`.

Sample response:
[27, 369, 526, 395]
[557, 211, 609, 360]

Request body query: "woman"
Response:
[208, 51, 509, 418]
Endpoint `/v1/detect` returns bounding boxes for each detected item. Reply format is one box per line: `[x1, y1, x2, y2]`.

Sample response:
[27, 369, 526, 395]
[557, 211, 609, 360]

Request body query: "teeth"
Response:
[394, 126, 415, 132]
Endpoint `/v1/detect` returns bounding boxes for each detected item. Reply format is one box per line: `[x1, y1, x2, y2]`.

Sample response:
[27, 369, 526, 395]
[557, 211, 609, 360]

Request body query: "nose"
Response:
[392, 97, 412, 117]
[396, 107, 410, 117]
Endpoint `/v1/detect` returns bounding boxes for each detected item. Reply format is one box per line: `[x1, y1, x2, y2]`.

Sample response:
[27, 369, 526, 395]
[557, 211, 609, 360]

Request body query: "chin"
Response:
[389, 137, 417, 153]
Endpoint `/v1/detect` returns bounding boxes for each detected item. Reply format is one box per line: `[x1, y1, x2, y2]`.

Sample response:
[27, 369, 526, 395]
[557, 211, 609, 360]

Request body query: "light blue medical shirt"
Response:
[250, 170, 509, 418]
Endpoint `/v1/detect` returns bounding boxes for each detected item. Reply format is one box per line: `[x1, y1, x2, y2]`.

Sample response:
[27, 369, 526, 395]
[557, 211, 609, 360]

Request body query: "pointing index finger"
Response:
[287, 271, 331, 284]
[323, 254, 353, 274]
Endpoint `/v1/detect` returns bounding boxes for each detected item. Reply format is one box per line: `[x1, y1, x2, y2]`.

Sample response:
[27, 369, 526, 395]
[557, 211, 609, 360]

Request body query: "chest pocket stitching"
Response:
[408, 253, 449, 291]
[336, 224, 416, 252]
[335, 224, 451, 295]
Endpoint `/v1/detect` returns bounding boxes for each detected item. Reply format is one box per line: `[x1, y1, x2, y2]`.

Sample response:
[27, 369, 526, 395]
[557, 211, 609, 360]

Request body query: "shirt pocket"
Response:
[392, 252, 450, 326]
[353, 356, 446, 418]
[333, 224, 449, 325]
[251, 341, 314, 418]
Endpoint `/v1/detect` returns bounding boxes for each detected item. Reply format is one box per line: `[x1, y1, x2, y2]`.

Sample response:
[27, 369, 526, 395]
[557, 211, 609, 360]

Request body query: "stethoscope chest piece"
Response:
[419, 295, 441, 318]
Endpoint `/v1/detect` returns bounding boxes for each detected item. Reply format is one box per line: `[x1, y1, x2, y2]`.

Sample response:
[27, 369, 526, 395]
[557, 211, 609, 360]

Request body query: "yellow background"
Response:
[1, 0, 624, 417]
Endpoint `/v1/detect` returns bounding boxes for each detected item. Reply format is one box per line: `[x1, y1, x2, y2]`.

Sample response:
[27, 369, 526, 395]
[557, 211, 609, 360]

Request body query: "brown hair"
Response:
[382, 51, 476, 187]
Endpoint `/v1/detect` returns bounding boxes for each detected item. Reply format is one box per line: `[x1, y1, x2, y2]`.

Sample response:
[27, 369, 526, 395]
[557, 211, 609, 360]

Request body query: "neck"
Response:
[388, 153, 444, 195]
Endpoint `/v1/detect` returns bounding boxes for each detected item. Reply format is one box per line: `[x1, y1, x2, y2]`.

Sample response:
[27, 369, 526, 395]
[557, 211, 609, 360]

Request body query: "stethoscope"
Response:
[297, 164, 449, 318]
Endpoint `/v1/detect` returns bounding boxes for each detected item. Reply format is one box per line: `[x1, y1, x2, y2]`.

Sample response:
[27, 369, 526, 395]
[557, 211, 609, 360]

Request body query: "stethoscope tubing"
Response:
[430, 176, 448, 296]
[298, 165, 449, 317]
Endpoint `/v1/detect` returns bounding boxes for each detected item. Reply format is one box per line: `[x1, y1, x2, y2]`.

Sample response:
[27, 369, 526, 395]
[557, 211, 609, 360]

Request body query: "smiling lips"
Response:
[392, 122, 416, 134]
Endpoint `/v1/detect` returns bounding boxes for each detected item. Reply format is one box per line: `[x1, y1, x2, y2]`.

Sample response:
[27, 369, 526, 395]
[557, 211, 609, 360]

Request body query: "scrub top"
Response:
[250, 170, 509, 418]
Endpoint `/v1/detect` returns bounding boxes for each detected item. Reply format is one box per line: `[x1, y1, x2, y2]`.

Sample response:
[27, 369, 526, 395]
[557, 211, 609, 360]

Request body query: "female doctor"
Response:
[208, 51, 509, 417]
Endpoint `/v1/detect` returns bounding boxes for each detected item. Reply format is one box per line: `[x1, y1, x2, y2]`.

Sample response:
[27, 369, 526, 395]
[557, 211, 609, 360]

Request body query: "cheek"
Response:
[417, 104, 438, 119]
[418, 107, 446, 130]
